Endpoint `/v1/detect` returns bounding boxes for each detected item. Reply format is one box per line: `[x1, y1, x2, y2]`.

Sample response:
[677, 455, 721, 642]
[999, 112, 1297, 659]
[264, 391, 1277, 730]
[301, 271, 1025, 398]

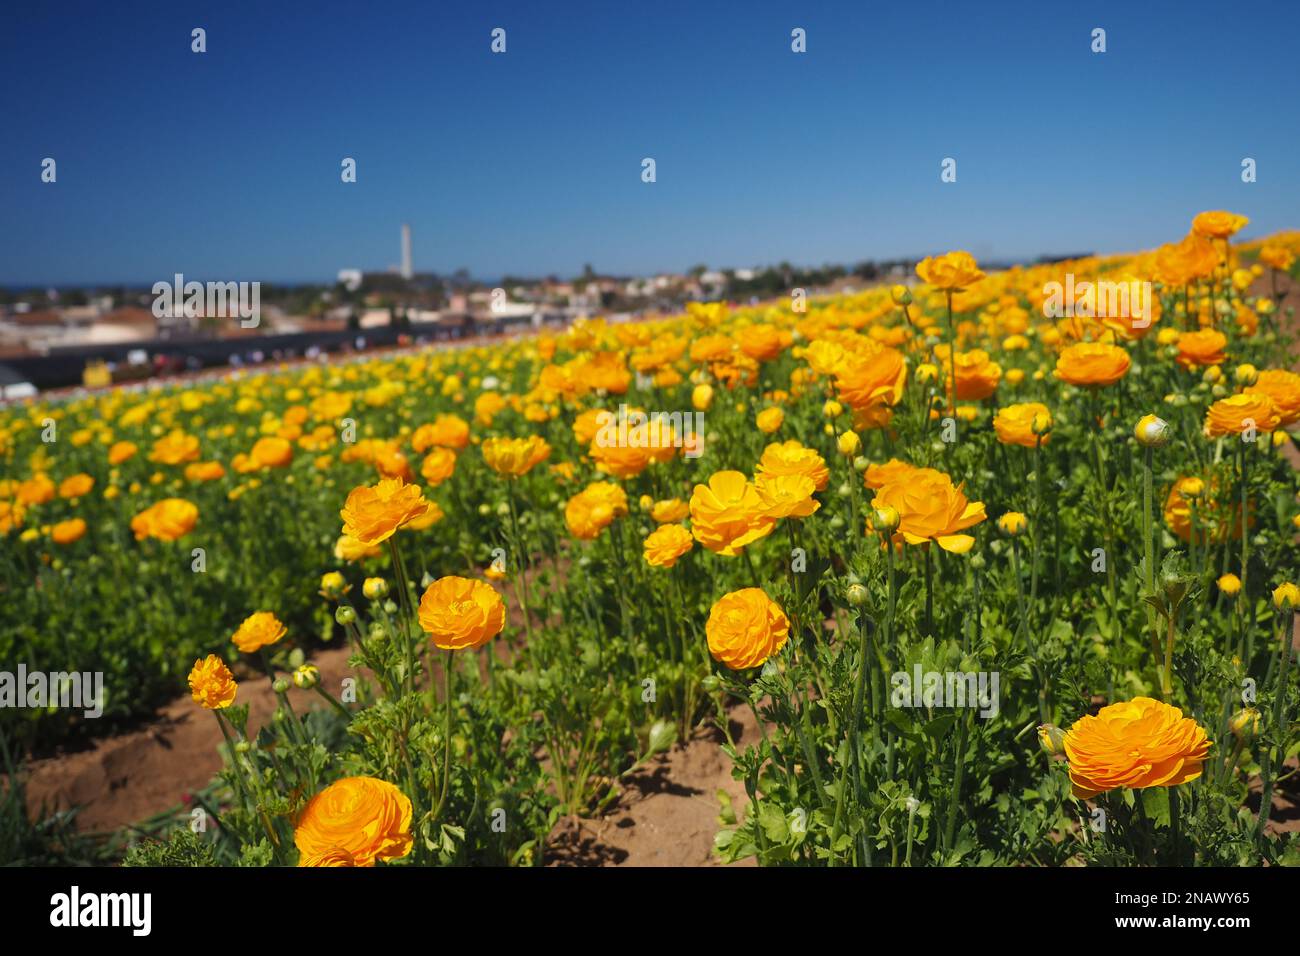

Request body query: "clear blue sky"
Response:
[1, 0, 1297, 285]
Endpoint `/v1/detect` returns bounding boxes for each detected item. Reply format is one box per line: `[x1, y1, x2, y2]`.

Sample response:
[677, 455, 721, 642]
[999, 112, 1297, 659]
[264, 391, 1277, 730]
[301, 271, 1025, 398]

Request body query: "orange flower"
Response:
[1246, 369, 1300, 426]
[1164, 476, 1246, 544]
[417, 575, 506, 650]
[294, 776, 413, 867]
[754, 473, 819, 519]
[993, 403, 1052, 448]
[1175, 329, 1227, 369]
[737, 324, 791, 362]
[755, 440, 830, 491]
[832, 343, 907, 411]
[17, 474, 55, 506]
[185, 460, 226, 482]
[564, 481, 629, 540]
[335, 533, 382, 562]
[481, 436, 551, 477]
[1259, 244, 1295, 273]
[50, 518, 87, 544]
[130, 498, 198, 541]
[706, 588, 790, 670]
[232, 610, 287, 654]
[1054, 342, 1130, 388]
[935, 345, 1001, 401]
[863, 458, 919, 490]
[251, 436, 293, 468]
[650, 498, 689, 523]
[916, 251, 985, 291]
[1191, 210, 1248, 240]
[1203, 393, 1279, 438]
[420, 448, 457, 487]
[756, 407, 785, 433]
[412, 414, 471, 451]
[188, 654, 237, 709]
[1063, 697, 1210, 799]
[108, 440, 138, 465]
[872, 467, 986, 553]
[643, 524, 694, 568]
[689, 471, 776, 556]
[339, 478, 430, 545]
[57, 473, 94, 499]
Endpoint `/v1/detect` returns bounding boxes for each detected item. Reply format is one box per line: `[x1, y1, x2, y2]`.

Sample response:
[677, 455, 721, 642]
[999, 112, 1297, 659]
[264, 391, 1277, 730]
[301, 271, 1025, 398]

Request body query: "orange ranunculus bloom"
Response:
[232, 610, 287, 654]
[1054, 341, 1131, 388]
[50, 517, 87, 544]
[339, 477, 430, 545]
[130, 498, 199, 541]
[1063, 697, 1211, 799]
[412, 413, 471, 452]
[1175, 329, 1228, 369]
[754, 473, 819, 519]
[564, 481, 629, 540]
[149, 429, 200, 465]
[756, 406, 785, 433]
[706, 588, 790, 670]
[17, 474, 55, 506]
[872, 467, 986, 553]
[1191, 210, 1249, 240]
[420, 447, 457, 487]
[1153, 233, 1219, 286]
[481, 436, 551, 477]
[295, 776, 413, 867]
[916, 251, 985, 291]
[863, 458, 919, 490]
[403, 499, 444, 531]
[1203, 392, 1279, 438]
[335, 533, 382, 562]
[832, 343, 907, 411]
[737, 324, 791, 362]
[572, 407, 609, 446]
[993, 402, 1052, 448]
[58, 473, 94, 499]
[689, 471, 777, 556]
[755, 440, 830, 491]
[188, 654, 237, 709]
[643, 523, 694, 568]
[251, 436, 293, 468]
[935, 345, 1001, 401]
[1246, 369, 1300, 426]
[185, 460, 226, 482]
[417, 575, 506, 650]
[108, 440, 138, 465]
[1259, 244, 1295, 273]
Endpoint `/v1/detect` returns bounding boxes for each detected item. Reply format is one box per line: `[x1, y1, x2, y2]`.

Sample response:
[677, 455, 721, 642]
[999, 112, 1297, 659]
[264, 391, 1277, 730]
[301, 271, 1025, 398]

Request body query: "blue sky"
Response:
[1, 0, 1297, 285]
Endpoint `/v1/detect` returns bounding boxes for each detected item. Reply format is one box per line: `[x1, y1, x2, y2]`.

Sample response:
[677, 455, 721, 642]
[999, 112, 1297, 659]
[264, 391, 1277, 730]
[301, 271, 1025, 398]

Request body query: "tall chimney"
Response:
[400, 223, 413, 280]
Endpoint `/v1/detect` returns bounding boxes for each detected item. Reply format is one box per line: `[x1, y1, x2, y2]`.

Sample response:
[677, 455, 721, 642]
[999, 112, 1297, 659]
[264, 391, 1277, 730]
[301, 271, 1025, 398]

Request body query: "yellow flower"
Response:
[251, 436, 293, 468]
[754, 473, 819, 519]
[689, 471, 777, 556]
[863, 458, 919, 490]
[1203, 393, 1280, 438]
[643, 524, 694, 568]
[935, 346, 1001, 401]
[1054, 342, 1130, 388]
[1217, 573, 1242, 597]
[1063, 697, 1210, 799]
[756, 407, 785, 433]
[412, 414, 471, 451]
[1273, 582, 1300, 611]
[1246, 369, 1300, 426]
[319, 571, 350, 600]
[339, 477, 430, 545]
[335, 533, 382, 562]
[872, 467, 986, 553]
[993, 403, 1052, 447]
[691, 384, 714, 411]
[1134, 414, 1171, 448]
[1259, 244, 1295, 272]
[997, 512, 1027, 536]
[294, 776, 413, 867]
[650, 498, 689, 524]
[481, 436, 551, 477]
[706, 588, 790, 670]
[417, 575, 506, 650]
[1191, 210, 1248, 240]
[149, 430, 200, 465]
[187, 654, 237, 709]
[362, 577, 389, 600]
[1175, 329, 1228, 369]
[130, 498, 198, 541]
[836, 431, 862, 457]
[916, 250, 985, 291]
[232, 611, 287, 654]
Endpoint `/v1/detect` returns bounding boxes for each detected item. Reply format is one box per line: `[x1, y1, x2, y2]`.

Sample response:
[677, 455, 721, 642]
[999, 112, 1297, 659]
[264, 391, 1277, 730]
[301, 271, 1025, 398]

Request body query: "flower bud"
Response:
[837, 431, 862, 457]
[997, 511, 1028, 537]
[1229, 708, 1261, 742]
[869, 504, 901, 534]
[846, 583, 869, 607]
[1217, 572, 1242, 597]
[272, 678, 290, 694]
[890, 284, 913, 306]
[1181, 477, 1205, 499]
[1134, 414, 1170, 447]
[700, 674, 720, 692]
[1037, 724, 1066, 756]
[335, 605, 357, 625]
[362, 577, 389, 600]
[1234, 363, 1259, 387]
[692, 384, 714, 412]
[823, 400, 843, 418]
[319, 571, 349, 601]
[853, 455, 870, 473]
[234, 740, 251, 754]
[292, 663, 320, 690]
[1273, 582, 1300, 612]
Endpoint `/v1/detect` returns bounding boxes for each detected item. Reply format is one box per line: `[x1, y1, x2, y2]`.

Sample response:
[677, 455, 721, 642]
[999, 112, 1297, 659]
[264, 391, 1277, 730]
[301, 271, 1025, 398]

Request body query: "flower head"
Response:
[1063, 697, 1210, 799]
[417, 575, 506, 650]
[705, 588, 790, 670]
[295, 776, 413, 867]
[643, 524, 694, 568]
[340, 478, 430, 545]
[188, 654, 237, 709]
[232, 611, 287, 654]
[481, 436, 551, 477]
[871, 467, 986, 553]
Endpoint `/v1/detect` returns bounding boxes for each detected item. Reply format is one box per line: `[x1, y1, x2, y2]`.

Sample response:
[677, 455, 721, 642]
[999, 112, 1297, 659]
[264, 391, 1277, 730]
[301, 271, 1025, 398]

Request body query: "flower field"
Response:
[4, 212, 1300, 867]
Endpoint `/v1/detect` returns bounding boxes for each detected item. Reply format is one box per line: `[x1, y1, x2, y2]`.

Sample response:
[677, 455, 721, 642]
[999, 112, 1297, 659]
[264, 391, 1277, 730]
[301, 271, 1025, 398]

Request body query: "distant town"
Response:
[0, 224, 1074, 397]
